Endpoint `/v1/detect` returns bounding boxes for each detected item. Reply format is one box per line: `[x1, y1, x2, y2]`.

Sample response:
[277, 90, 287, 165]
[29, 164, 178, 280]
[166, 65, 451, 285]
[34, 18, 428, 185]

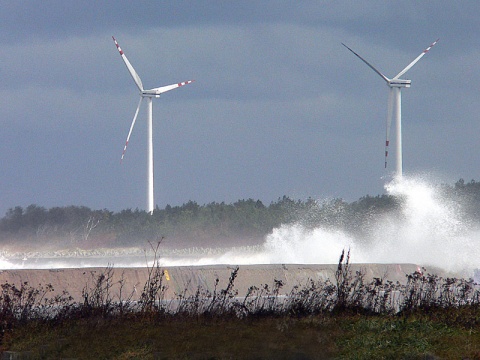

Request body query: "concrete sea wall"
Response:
[0, 263, 442, 302]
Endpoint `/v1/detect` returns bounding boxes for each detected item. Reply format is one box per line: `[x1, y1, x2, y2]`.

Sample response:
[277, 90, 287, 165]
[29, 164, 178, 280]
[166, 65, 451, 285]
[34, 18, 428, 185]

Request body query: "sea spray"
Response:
[262, 224, 355, 264]
[156, 226, 355, 266]
[2, 176, 479, 274]
[259, 176, 480, 273]
[359, 177, 480, 272]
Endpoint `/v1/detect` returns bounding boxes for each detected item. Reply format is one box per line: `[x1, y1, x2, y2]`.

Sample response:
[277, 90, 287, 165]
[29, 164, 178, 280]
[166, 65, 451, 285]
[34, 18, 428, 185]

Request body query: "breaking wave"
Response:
[1, 176, 478, 275]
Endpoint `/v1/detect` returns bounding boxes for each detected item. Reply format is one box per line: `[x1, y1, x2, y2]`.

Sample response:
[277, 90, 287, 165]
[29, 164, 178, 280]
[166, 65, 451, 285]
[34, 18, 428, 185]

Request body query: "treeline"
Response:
[0, 198, 308, 248]
[1, 179, 479, 249]
[0, 196, 398, 249]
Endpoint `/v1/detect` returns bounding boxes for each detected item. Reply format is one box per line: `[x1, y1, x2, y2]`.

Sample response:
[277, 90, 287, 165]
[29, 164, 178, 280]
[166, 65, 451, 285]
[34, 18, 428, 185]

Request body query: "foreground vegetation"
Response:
[8, 313, 480, 359]
[0, 250, 479, 359]
[2, 178, 480, 252]
[2, 179, 480, 357]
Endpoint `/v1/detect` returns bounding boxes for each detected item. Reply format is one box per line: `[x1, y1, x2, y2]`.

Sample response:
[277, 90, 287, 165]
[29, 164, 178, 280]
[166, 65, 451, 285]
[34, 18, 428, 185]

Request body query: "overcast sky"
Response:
[0, 1, 478, 215]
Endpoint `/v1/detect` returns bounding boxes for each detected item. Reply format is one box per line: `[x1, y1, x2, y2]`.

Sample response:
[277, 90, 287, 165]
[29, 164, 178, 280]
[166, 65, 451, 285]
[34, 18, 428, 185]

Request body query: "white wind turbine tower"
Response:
[342, 39, 438, 179]
[113, 36, 194, 214]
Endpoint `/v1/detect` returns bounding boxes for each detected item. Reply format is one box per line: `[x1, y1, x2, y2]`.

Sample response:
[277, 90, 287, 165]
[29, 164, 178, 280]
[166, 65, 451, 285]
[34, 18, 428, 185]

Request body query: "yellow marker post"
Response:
[164, 269, 170, 281]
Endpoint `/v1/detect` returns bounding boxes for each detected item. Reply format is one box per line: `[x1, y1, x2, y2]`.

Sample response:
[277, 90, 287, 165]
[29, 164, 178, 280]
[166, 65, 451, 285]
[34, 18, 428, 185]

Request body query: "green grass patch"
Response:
[5, 313, 480, 359]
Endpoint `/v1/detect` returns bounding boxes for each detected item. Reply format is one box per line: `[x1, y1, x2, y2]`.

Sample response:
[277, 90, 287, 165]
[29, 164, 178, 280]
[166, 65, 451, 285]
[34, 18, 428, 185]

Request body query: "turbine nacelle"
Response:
[141, 92, 162, 98]
[387, 79, 411, 88]
[141, 80, 195, 98]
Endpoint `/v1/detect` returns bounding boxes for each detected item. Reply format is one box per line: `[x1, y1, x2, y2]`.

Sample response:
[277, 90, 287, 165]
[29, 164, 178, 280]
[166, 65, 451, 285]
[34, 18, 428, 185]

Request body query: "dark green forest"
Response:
[1, 179, 480, 250]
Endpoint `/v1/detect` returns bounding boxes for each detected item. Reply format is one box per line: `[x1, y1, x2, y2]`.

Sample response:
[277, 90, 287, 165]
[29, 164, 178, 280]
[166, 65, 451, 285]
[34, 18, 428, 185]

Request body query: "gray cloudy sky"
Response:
[0, 1, 478, 215]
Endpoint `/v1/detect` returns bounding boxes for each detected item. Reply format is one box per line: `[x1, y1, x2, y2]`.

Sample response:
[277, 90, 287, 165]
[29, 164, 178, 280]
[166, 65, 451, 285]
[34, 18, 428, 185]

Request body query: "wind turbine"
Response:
[342, 39, 438, 178]
[113, 36, 194, 214]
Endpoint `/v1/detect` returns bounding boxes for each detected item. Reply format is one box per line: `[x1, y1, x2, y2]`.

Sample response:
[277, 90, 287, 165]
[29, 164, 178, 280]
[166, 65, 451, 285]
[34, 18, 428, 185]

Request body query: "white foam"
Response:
[357, 177, 480, 272]
[2, 176, 478, 274]
[0, 258, 22, 269]
[258, 176, 480, 273]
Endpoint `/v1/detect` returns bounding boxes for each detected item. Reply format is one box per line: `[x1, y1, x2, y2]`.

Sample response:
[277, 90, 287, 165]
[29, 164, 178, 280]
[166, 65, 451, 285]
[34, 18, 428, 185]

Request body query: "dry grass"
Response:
[0, 249, 480, 359]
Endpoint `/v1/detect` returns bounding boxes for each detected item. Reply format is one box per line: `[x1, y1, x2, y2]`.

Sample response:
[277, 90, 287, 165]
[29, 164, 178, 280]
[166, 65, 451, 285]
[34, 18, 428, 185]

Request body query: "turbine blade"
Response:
[121, 97, 143, 161]
[112, 36, 144, 92]
[146, 80, 195, 96]
[393, 39, 439, 80]
[342, 43, 390, 83]
[385, 88, 394, 168]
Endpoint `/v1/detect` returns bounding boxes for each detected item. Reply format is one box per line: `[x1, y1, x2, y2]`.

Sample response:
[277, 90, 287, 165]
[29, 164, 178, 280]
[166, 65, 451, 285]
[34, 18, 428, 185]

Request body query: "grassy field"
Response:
[1, 250, 480, 359]
[3, 310, 480, 359]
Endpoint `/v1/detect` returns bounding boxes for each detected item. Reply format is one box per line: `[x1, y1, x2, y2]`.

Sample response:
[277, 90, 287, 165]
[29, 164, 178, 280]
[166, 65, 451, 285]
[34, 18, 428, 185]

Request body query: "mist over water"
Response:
[1, 176, 478, 274]
[160, 176, 480, 274]
[355, 177, 478, 272]
[355, 177, 479, 272]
